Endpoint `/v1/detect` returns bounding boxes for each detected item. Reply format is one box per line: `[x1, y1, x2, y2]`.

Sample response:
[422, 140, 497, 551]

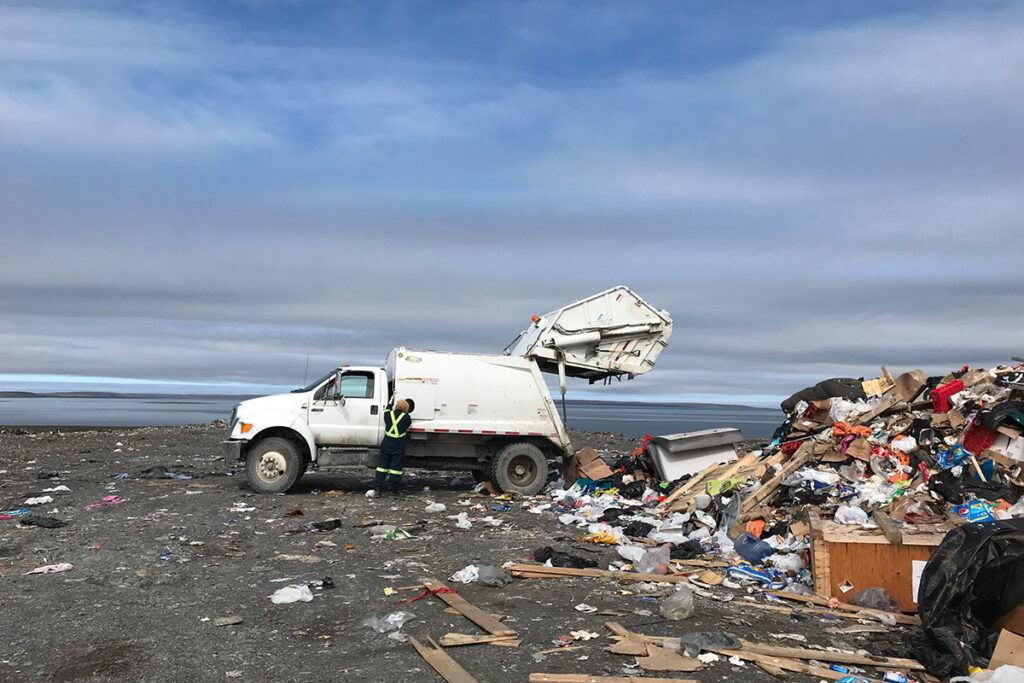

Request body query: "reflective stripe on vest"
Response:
[385, 410, 407, 438]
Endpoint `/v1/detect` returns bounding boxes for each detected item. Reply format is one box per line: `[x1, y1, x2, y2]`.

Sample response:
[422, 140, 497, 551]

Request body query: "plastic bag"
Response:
[450, 565, 479, 583]
[834, 505, 868, 525]
[848, 586, 901, 613]
[424, 503, 446, 513]
[270, 584, 314, 604]
[838, 460, 867, 484]
[362, 611, 415, 633]
[768, 552, 806, 573]
[455, 512, 472, 529]
[659, 584, 695, 620]
[634, 544, 670, 575]
[477, 565, 511, 587]
[679, 631, 741, 657]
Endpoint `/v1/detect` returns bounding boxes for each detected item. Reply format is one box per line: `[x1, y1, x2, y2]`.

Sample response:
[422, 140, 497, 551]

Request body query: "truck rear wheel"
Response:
[246, 437, 303, 494]
[489, 443, 547, 495]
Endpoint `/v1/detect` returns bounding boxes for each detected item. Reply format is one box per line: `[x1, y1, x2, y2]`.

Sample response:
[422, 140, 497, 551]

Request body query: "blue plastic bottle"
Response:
[733, 532, 773, 565]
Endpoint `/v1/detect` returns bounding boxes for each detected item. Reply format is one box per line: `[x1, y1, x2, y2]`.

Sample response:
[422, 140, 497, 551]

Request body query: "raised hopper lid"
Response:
[503, 285, 672, 382]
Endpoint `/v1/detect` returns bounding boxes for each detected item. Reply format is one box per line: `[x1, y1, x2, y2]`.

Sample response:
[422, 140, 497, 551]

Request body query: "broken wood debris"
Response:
[410, 636, 479, 683]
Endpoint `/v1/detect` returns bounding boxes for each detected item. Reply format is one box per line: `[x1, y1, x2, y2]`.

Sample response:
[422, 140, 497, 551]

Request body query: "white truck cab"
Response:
[223, 286, 672, 495]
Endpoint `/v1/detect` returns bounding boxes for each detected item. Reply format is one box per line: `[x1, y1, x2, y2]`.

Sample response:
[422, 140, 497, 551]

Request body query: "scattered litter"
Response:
[574, 603, 598, 613]
[24, 496, 53, 506]
[27, 563, 73, 574]
[269, 584, 314, 604]
[424, 503, 446, 513]
[213, 616, 243, 627]
[362, 611, 415, 633]
[450, 565, 479, 584]
[569, 630, 599, 641]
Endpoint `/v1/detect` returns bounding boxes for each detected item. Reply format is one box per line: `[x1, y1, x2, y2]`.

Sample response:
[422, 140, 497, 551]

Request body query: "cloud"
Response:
[1, 2, 1023, 406]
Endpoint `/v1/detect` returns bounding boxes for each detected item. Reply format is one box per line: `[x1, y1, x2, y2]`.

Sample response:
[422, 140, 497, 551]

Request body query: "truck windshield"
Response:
[292, 371, 335, 393]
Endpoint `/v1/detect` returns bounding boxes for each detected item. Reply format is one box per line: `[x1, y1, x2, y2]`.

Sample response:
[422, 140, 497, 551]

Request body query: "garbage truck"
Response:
[223, 285, 672, 494]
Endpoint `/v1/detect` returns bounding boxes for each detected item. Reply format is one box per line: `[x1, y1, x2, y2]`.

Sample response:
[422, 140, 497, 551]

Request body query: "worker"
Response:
[375, 398, 415, 495]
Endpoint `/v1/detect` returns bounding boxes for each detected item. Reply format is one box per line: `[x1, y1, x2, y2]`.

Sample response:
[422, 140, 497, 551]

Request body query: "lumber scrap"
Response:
[728, 449, 811, 535]
[423, 580, 517, 637]
[738, 639, 924, 670]
[504, 564, 689, 584]
[636, 644, 702, 672]
[410, 636, 478, 683]
[529, 675, 697, 683]
[872, 511, 903, 545]
[762, 588, 921, 626]
[718, 649, 886, 683]
[438, 633, 520, 647]
[659, 462, 720, 509]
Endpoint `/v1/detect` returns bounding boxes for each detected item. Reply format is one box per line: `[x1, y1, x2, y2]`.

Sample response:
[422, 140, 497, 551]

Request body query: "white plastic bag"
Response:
[270, 584, 314, 604]
[450, 565, 479, 584]
[834, 505, 868, 525]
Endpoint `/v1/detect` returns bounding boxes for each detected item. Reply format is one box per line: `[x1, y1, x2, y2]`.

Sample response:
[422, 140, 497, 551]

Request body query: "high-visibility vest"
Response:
[385, 410, 407, 438]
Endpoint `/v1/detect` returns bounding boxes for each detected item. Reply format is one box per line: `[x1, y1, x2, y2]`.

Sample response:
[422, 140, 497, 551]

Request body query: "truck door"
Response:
[307, 370, 382, 445]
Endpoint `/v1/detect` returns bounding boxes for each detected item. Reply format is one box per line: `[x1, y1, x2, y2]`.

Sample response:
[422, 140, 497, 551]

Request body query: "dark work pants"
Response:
[375, 446, 406, 488]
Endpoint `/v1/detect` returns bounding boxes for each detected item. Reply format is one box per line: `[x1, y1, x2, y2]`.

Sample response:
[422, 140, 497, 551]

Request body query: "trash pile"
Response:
[508, 361, 1024, 678]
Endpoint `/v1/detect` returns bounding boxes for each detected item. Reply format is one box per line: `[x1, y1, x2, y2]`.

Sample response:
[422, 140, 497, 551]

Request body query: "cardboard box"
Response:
[991, 434, 1024, 462]
[564, 447, 614, 482]
[989, 629, 1024, 670]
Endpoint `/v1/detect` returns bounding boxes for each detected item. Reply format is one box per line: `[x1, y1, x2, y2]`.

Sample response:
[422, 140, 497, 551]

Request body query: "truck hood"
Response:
[236, 392, 306, 418]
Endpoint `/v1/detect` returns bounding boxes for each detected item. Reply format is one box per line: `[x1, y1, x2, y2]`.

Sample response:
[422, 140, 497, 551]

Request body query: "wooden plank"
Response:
[505, 564, 689, 584]
[442, 608, 505, 620]
[410, 636, 479, 683]
[738, 639, 924, 670]
[635, 644, 703, 672]
[762, 589, 921, 625]
[736, 598, 921, 625]
[438, 633, 520, 647]
[873, 511, 903, 546]
[718, 649, 886, 683]
[423, 580, 517, 637]
[659, 462, 721, 509]
[727, 451, 811, 535]
[529, 675, 698, 683]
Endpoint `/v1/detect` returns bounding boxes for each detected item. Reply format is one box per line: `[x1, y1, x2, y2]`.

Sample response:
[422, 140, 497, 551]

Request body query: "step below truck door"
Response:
[504, 285, 672, 382]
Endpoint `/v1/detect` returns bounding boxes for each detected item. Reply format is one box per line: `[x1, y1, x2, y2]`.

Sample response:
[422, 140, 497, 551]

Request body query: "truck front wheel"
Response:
[489, 443, 547, 495]
[246, 437, 303, 494]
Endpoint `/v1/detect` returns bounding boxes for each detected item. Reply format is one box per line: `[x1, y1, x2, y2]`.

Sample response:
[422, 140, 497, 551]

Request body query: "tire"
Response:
[489, 442, 547, 495]
[245, 437, 303, 494]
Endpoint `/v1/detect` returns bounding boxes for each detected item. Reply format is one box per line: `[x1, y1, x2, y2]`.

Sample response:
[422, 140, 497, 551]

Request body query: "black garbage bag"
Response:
[915, 518, 1024, 677]
[927, 467, 1020, 504]
[621, 520, 655, 538]
[780, 377, 866, 415]
[598, 507, 630, 524]
[531, 546, 598, 569]
[670, 539, 704, 560]
[619, 480, 649, 500]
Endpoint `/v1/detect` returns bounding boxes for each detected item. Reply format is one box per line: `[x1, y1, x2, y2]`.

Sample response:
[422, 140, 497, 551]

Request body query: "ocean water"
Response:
[0, 396, 783, 439]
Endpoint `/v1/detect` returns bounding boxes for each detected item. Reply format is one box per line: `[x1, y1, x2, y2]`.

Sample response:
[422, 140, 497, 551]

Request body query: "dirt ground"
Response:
[0, 424, 923, 682]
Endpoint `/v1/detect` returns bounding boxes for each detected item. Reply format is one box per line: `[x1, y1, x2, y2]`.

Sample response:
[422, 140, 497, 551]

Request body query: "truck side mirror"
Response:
[337, 395, 346, 407]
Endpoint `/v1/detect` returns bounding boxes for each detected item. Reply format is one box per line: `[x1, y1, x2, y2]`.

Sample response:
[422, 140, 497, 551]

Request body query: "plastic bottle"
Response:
[733, 532, 773, 565]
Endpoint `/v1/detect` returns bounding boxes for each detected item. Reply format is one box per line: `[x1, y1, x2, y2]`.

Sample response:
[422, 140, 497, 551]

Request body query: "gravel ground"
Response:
[0, 424, 921, 682]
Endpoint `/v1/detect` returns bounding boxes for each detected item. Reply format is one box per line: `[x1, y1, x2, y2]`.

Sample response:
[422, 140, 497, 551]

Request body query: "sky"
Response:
[1, 1, 1023, 407]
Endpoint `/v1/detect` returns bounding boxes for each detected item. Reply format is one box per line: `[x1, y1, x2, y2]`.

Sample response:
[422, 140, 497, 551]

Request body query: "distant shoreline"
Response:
[0, 390, 770, 411]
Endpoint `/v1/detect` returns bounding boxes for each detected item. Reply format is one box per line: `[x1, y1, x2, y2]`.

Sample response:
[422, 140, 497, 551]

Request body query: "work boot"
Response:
[373, 486, 383, 497]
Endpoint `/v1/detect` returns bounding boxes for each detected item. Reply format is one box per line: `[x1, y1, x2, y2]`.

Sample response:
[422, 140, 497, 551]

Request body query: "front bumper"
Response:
[222, 439, 244, 466]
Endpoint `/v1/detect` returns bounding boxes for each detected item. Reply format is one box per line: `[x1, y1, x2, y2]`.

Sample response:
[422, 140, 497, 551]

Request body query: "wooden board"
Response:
[505, 564, 690, 584]
[438, 633, 520, 647]
[529, 675, 698, 683]
[410, 636, 479, 683]
[423, 581, 517, 637]
[659, 462, 720, 509]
